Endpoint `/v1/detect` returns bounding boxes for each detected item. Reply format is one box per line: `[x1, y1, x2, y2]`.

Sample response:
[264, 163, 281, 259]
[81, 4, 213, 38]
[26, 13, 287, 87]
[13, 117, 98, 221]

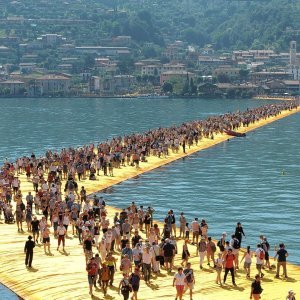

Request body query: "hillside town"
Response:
[0, 14, 300, 98]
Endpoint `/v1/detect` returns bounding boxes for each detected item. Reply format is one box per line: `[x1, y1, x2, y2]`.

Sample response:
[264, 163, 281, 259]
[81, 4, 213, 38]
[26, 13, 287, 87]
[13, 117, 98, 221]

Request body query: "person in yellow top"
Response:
[106, 252, 117, 286]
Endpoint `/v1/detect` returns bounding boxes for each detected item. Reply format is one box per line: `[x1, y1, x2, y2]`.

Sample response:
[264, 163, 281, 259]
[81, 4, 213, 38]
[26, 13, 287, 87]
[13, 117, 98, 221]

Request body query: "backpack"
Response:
[217, 239, 225, 251]
[20, 202, 25, 211]
[210, 241, 217, 253]
[259, 249, 265, 260]
[233, 239, 240, 249]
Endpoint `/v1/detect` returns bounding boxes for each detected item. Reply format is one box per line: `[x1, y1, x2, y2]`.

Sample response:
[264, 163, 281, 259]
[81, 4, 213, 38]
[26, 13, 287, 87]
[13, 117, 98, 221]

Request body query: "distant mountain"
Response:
[1, 0, 299, 51]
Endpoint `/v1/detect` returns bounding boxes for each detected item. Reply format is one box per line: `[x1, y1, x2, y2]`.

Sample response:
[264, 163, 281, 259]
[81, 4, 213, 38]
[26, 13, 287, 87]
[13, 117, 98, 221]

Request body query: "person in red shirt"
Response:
[86, 257, 98, 295]
[223, 248, 236, 286]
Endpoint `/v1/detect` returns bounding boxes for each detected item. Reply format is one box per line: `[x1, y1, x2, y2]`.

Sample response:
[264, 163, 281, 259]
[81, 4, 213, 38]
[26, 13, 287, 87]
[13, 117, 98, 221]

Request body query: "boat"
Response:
[224, 129, 246, 137]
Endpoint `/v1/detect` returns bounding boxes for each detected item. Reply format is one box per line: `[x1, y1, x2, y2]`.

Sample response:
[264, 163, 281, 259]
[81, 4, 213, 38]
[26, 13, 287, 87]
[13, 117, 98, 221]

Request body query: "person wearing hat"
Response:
[24, 235, 35, 268]
[250, 274, 263, 300]
[286, 290, 296, 300]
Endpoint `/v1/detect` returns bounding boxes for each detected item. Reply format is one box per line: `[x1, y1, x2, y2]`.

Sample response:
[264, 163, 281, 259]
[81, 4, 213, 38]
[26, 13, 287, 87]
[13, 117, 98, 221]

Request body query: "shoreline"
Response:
[0, 107, 299, 300]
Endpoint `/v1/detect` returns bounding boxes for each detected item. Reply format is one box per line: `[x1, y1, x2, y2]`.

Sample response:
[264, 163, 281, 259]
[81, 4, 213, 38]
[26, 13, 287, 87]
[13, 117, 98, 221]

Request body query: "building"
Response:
[212, 66, 240, 78]
[160, 71, 195, 85]
[0, 80, 25, 95]
[288, 41, 300, 79]
[114, 75, 135, 93]
[141, 63, 186, 76]
[89, 76, 101, 92]
[232, 50, 275, 62]
[251, 71, 293, 82]
[75, 46, 131, 57]
[35, 74, 71, 96]
[283, 80, 300, 94]
[37, 34, 66, 47]
[95, 58, 117, 74]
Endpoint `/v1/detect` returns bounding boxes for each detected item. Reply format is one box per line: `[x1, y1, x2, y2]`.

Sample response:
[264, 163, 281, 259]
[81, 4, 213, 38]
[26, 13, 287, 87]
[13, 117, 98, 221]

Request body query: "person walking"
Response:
[250, 274, 263, 300]
[198, 236, 207, 269]
[57, 223, 66, 251]
[129, 267, 141, 300]
[118, 273, 132, 300]
[86, 257, 98, 296]
[215, 252, 223, 285]
[274, 243, 289, 279]
[183, 262, 195, 300]
[24, 235, 35, 268]
[286, 290, 296, 300]
[223, 248, 236, 286]
[241, 246, 252, 278]
[173, 267, 186, 300]
[255, 244, 265, 278]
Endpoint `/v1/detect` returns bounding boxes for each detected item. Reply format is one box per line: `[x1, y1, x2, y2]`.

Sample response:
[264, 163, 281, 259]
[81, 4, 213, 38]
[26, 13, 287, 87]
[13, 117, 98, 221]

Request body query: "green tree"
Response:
[162, 82, 173, 93]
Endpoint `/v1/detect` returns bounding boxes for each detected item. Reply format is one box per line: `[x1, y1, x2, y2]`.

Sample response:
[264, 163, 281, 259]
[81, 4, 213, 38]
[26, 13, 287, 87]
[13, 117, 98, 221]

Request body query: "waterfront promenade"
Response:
[0, 107, 299, 300]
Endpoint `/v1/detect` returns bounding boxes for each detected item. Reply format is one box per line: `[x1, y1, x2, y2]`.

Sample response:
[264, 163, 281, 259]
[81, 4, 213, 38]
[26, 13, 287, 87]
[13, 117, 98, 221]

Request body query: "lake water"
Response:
[0, 97, 299, 296]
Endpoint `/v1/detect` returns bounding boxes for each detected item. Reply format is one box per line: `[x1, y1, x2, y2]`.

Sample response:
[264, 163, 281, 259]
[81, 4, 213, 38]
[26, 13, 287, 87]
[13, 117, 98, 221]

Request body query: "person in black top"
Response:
[162, 239, 175, 272]
[24, 235, 35, 268]
[274, 243, 289, 278]
[31, 216, 40, 243]
[235, 222, 246, 247]
[250, 274, 263, 300]
[131, 231, 142, 248]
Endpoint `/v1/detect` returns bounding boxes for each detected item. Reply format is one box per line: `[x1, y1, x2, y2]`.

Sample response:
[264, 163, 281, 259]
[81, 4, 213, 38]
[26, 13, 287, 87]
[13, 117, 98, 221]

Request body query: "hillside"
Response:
[1, 0, 299, 51]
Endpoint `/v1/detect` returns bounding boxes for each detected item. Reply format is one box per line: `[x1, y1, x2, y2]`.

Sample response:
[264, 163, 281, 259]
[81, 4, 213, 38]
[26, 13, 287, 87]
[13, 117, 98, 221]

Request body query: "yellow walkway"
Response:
[0, 108, 299, 300]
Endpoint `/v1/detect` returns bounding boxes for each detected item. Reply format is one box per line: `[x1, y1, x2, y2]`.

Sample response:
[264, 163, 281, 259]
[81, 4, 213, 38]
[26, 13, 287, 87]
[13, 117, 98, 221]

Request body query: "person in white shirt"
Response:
[132, 244, 142, 266]
[142, 246, 152, 283]
[57, 223, 66, 251]
[105, 229, 113, 252]
[255, 244, 265, 278]
[98, 237, 107, 261]
[41, 181, 49, 192]
[191, 218, 200, 245]
[173, 267, 186, 300]
[151, 242, 160, 273]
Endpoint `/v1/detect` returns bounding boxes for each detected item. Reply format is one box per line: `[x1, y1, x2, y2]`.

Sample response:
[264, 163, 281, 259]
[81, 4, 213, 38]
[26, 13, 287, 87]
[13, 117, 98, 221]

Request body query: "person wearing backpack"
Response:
[129, 267, 141, 300]
[255, 244, 265, 278]
[183, 262, 195, 300]
[260, 235, 271, 270]
[206, 237, 216, 267]
[230, 234, 241, 269]
[217, 232, 226, 252]
[118, 273, 132, 300]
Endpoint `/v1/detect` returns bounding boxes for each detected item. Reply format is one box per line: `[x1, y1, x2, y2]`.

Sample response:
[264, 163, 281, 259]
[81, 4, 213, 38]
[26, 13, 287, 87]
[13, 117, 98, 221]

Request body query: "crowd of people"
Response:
[0, 102, 298, 299]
